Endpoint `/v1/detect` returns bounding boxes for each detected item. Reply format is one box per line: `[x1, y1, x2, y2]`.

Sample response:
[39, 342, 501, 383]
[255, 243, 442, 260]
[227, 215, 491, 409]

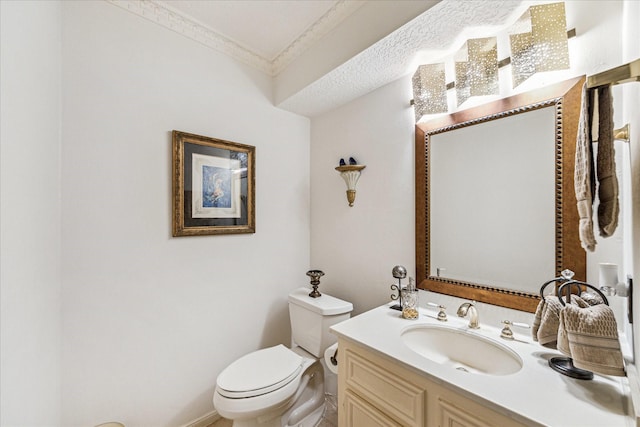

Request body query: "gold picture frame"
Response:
[172, 130, 255, 236]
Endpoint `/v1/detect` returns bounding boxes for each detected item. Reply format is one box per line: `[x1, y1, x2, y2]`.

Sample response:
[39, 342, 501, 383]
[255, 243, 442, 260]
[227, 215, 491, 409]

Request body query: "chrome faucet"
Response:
[457, 301, 479, 329]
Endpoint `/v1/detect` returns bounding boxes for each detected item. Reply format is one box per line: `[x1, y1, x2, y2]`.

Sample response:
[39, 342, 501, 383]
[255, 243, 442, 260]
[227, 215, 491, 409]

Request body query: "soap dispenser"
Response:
[401, 278, 418, 319]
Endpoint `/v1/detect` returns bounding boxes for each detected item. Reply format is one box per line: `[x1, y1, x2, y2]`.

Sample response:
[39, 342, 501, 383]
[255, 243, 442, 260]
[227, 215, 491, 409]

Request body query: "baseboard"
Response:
[180, 409, 221, 427]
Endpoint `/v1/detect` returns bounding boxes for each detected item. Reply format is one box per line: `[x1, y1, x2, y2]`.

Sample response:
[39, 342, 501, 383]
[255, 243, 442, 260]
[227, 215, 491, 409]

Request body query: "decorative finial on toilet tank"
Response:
[306, 270, 324, 298]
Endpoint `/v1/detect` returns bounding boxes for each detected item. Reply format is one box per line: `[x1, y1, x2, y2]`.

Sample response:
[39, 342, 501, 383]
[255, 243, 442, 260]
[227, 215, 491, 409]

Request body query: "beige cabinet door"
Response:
[341, 343, 427, 426]
[429, 385, 528, 427]
[343, 390, 403, 427]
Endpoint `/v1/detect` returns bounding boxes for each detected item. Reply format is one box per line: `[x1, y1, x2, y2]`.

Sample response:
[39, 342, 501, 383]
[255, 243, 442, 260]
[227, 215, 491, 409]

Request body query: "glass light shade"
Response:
[509, 2, 570, 88]
[455, 37, 499, 106]
[412, 63, 447, 121]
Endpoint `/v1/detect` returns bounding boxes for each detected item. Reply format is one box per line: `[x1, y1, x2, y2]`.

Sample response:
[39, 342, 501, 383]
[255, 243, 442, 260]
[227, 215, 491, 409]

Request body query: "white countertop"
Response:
[330, 303, 634, 427]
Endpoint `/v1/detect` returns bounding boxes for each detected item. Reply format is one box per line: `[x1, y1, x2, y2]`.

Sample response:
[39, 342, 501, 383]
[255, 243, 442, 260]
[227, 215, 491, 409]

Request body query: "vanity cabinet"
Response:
[343, 390, 402, 427]
[337, 338, 529, 427]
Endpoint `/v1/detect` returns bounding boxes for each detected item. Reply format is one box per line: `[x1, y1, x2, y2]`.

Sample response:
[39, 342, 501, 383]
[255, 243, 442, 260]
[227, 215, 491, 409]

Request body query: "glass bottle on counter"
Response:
[401, 277, 419, 319]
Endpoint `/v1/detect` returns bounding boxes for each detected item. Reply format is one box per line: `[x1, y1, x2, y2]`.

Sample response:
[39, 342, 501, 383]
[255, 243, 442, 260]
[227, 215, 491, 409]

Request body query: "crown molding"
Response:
[107, 0, 272, 74]
[271, 0, 365, 75]
[106, 0, 364, 76]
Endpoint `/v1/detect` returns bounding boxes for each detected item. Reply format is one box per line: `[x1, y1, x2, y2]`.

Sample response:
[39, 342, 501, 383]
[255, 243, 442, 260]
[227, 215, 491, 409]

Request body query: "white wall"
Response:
[1, 1, 637, 425]
[310, 1, 633, 319]
[622, 0, 640, 360]
[310, 76, 416, 314]
[60, 2, 310, 426]
[0, 1, 63, 425]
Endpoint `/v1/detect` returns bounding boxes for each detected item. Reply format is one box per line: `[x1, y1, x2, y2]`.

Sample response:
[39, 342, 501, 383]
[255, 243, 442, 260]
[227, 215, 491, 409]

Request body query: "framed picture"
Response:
[172, 130, 255, 236]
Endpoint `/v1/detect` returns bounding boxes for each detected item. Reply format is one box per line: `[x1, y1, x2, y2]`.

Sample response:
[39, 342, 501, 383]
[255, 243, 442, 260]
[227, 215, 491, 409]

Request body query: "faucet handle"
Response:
[500, 320, 530, 340]
[426, 302, 448, 321]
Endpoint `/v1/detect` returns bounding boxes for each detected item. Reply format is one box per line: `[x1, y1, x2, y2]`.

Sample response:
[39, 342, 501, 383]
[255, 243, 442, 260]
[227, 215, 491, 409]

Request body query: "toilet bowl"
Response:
[213, 288, 353, 427]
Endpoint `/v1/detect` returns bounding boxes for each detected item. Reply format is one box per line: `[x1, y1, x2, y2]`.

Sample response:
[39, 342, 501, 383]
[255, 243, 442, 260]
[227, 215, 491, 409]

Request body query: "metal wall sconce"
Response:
[335, 164, 366, 207]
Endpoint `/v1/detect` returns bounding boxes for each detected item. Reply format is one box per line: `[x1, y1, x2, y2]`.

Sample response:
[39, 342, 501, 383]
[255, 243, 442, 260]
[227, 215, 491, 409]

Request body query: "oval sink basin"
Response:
[401, 325, 523, 376]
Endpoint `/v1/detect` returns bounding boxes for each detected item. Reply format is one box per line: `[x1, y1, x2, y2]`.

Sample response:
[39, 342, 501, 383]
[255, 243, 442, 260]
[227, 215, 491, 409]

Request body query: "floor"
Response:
[318, 393, 338, 427]
[210, 394, 338, 427]
[210, 418, 232, 427]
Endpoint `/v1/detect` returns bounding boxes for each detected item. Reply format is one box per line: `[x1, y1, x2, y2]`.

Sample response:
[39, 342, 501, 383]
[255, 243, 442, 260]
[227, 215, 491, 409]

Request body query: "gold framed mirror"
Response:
[415, 76, 586, 312]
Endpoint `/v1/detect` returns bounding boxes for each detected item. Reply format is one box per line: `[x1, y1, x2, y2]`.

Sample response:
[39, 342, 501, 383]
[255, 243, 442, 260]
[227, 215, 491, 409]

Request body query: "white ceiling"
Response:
[109, 0, 532, 117]
[163, 0, 345, 61]
[124, 0, 367, 76]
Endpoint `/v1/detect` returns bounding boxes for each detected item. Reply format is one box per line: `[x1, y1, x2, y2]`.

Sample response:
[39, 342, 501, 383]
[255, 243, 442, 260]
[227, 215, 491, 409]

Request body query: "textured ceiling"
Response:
[278, 0, 527, 116]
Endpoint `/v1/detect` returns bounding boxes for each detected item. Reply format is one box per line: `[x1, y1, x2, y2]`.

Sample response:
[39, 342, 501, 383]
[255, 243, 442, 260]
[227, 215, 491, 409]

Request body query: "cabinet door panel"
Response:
[344, 390, 402, 427]
[434, 396, 527, 427]
[438, 399, 493, 427]
[344, 348, 425, 426]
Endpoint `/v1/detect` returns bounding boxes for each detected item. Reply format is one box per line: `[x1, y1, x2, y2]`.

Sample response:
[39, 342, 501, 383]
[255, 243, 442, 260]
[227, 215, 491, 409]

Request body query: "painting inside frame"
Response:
[172, 130, 255, 236]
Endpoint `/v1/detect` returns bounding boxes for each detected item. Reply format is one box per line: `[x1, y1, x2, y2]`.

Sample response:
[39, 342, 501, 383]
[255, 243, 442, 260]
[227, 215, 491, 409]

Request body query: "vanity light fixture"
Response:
[509, 2, 570, 88]
[410, 2, 573, 118]
[455, 37, 499, 106]
[411, 63, 448, 122]
[335, 163, 366, 207]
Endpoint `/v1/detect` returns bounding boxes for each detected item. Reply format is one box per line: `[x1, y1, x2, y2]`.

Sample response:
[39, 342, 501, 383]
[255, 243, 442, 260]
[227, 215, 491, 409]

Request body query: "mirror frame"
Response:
[415, 76, 586, 312]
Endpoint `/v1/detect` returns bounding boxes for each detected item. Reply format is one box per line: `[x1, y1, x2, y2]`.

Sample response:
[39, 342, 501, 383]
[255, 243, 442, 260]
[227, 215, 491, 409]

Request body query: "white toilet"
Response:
[213, 287, 353, 427]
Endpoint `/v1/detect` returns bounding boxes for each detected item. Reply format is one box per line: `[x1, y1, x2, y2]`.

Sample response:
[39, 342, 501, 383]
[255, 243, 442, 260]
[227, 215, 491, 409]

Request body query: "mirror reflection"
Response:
[429, 107, 556, 293]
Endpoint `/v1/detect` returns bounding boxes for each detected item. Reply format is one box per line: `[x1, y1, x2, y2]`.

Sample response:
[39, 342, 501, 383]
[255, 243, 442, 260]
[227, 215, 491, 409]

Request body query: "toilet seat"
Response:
[217, 345, 303, 399]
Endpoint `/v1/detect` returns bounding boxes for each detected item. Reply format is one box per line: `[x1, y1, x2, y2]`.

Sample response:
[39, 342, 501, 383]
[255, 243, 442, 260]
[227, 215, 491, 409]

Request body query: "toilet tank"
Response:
[288, 287, 353, 358]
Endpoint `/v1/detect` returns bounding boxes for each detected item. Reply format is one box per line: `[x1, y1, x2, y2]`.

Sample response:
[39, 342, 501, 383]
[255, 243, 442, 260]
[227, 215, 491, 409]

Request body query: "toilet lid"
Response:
[217, 345, 303, 398]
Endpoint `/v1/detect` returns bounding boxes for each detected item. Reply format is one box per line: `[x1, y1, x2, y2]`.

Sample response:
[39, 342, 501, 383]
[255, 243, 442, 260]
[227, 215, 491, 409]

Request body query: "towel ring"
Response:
[539, 277, 570, 299]
[557, 280, 609, 306]
[557, 281, 585, 304]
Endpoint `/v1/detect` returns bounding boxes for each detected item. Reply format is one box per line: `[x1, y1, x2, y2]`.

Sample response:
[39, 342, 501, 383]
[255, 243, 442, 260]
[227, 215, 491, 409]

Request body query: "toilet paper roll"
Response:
[324, 343, 339, 374]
